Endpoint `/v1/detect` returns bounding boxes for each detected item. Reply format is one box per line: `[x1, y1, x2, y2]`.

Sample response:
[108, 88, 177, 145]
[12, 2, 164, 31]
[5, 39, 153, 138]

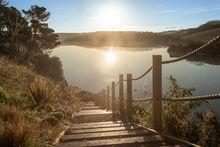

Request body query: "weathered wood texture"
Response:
[152, 55, 162, 132]
[57, 102, 197, 147]
[119, 74, 125, 120]
[126, 74, 133, 122]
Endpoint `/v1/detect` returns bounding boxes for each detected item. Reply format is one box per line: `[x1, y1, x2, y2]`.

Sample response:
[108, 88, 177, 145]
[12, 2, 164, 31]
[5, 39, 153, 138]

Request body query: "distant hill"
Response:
[57, 20, 220, 54]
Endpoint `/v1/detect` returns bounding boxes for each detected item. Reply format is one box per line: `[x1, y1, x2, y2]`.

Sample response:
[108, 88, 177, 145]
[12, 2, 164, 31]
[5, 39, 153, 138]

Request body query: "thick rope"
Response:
[132, 66, 153, 81]
[162, 93, 220, 101]
[162, 35, 220, 64]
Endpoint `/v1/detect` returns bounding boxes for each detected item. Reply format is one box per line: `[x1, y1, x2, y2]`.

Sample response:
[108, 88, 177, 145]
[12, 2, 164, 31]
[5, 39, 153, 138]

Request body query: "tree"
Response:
[0, 4, 30, 60]
[32, 54, 64, 81]
[22, 5, 60, 54]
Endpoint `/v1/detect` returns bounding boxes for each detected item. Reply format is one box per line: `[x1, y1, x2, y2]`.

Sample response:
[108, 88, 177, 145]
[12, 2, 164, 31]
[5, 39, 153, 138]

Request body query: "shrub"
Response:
[0, 105, 21, 123]
[29, 77, 56, 107]
[31, 54, 64, 81]
[0, 86, 23, 106]
[199, 110, 220, 147]
[0, 121, 37, 147]
[41, 116, 60, 127]
[132, 104, 152, 127]
[0, 106, 39, 147]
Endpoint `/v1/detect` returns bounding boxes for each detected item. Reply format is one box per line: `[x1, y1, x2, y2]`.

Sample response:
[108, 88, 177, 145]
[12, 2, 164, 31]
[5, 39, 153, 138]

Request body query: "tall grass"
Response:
[29, 78, 56, 107]
[0, 106, 39, 147]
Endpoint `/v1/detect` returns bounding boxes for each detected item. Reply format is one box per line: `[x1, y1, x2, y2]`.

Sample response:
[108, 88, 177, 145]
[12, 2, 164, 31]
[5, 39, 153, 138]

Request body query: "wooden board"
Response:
[61, 129, 152, 142]
[65, 125, 142, 134]
[57, 135, 166, 147]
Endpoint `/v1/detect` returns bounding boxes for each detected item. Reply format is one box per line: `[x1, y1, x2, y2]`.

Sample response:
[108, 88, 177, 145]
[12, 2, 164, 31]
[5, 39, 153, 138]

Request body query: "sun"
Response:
[93, 4, 127, 30]
[103, 49, 117, 64]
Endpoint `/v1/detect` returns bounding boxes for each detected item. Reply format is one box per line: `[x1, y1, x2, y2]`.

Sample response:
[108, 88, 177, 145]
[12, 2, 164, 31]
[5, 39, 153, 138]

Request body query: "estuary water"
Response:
[52, 46, 220, 115]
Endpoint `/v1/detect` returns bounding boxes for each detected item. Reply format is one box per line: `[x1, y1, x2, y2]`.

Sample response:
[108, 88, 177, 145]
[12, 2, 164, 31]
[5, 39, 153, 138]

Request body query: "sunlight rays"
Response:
[103, 48, 117, 64]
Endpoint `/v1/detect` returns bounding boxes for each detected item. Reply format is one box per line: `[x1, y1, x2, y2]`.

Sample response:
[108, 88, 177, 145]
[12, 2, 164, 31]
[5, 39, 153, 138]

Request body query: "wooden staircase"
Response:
[56, 102, 198, 147]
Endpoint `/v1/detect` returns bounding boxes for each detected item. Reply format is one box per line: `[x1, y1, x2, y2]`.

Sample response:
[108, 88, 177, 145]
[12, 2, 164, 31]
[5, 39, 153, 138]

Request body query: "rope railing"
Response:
[162, 93, 220, 101]
[162, 35, 220, 64]
[132, 66, 153, 81]
[123, 66, 152, 81]
[104, 34, 220, 132]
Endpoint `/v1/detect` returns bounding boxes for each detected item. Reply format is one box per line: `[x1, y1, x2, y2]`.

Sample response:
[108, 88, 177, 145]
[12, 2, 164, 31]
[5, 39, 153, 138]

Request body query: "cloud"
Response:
[185, 7, 220, 13]
[154, 9, 179, 14]
[154, 6, 220, 15]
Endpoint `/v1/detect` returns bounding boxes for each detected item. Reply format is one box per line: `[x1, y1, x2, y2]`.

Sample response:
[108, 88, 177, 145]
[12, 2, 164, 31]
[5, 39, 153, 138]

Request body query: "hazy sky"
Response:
[8, 0, 220, 32]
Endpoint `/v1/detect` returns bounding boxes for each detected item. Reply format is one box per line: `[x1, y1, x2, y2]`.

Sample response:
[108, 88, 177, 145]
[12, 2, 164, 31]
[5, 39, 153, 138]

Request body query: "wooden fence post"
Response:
[107, 86, 110, 110]
[152, 55, 162, 132]
[119, 74, 125, 120]
[112, 81, 115, 112]
[126, 74, 132, 122]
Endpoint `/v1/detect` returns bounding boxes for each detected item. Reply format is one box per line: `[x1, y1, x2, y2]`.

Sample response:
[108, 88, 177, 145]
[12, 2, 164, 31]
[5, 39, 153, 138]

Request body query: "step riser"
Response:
[73, 114, 118, 123]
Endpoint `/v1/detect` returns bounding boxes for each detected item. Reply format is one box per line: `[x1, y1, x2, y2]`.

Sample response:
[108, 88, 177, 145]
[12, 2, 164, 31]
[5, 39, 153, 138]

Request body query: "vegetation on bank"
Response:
[0, 57, 81, 147]
[0, 1, 82, 146]
[59, 20, 220, 56]
[133, 76, 220, 147]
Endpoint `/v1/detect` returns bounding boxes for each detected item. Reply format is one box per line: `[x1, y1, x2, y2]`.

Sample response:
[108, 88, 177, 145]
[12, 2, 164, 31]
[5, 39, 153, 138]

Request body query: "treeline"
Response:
[61, 20, 220, 55]
[62, 31, 176, 48]
[0, 0, 63, 81]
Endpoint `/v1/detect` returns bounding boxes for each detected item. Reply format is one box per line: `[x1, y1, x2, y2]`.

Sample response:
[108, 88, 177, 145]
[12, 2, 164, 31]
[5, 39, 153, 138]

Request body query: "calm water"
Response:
[52, 46, 220, 115]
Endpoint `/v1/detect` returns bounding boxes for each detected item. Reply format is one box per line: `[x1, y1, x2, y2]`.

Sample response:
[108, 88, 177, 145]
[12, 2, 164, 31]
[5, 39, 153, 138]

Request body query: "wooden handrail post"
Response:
[111, 81, 115, 112]
[106, 86, 110, 110]
[126, 74, 132, 122]
[119, 74, 125, 120]
[152, 55, 162, 132]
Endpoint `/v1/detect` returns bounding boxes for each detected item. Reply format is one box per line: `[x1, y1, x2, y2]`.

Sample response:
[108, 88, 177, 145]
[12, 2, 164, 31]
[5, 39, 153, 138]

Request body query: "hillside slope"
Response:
[58, 20, 220, 54]
[0, 57, 81, 146]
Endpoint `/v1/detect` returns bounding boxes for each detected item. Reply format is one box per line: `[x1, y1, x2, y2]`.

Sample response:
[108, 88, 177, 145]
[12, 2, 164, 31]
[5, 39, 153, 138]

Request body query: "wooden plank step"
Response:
[61, 129, 153, 142]
[82, 106, 99, 110]
[70, 123, 132, 130]
[71, 121, 122, 126]
[65, 125, 142, 135]
[57, 135, 167, 147]
[76, 110, 113, 115]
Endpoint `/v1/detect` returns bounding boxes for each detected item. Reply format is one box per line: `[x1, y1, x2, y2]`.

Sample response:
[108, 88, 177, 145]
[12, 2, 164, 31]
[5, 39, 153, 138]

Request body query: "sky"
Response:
[8, 0, 220, 33]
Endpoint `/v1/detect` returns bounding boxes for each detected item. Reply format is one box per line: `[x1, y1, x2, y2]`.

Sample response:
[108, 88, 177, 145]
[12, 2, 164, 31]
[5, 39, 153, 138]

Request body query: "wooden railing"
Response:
[102, 34, 220, 132]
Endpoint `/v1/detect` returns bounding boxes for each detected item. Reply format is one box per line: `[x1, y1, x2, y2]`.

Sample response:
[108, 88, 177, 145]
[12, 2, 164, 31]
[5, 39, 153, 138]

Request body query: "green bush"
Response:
[163, 76, 220, 146]
[0, 86, 23, 106]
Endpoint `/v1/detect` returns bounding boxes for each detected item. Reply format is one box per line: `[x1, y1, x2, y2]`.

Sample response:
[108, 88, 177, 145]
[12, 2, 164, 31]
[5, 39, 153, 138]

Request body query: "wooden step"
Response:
[82, 106, 99, 110]
[73, 110, 118, 123]
[70, 122, 133, 130]
[65, 125, 142, 135]
[61, 129, 153, 142]
[56, 102, 195, 147]
[57, 135, 167, 147]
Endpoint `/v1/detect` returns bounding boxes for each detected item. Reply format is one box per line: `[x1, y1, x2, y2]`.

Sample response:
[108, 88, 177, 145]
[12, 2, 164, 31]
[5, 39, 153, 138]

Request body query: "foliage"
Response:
[29, 77, 56, 107]
[163, 76, 202, 138]
[0, 57, 81, 146]
[163, 76, 220, 146]
[0, 86, 23, 106]
[0, 1, 62, 81]
[22, 5, 60, 54]
[32, 54, 64, 81]
[198, 110, 220, 147]
[0, 106, 40, 147]
[132, 103, 152, 127]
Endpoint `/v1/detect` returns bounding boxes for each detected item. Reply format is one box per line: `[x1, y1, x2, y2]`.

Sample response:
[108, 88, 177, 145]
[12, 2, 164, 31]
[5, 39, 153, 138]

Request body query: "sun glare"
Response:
[104, 49, 117, 64]
[93, 4, 127, 30]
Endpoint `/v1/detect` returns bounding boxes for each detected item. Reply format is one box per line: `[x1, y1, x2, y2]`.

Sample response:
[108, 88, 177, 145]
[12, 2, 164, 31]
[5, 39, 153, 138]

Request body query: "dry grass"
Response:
[0, 57, 82, 146]
[29, 78, 56, 107]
